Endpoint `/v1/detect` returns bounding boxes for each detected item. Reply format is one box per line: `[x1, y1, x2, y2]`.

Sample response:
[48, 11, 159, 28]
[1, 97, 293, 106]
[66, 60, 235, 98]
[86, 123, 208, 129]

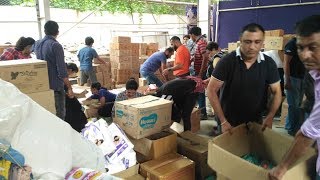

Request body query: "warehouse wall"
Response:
[216, 0, 320, 48]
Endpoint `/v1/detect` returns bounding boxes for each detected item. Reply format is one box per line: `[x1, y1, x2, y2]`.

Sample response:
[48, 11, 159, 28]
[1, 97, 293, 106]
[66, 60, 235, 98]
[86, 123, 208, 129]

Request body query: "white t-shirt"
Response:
[263, 50, 283, 68]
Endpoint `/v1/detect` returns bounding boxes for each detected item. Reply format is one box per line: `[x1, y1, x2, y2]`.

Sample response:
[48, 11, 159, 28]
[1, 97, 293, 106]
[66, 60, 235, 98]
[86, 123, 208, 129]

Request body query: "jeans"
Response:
[284, 76, 304, 133]
[195, 72, 207, 116]
[140, 71, 163, 87]
[80, 69, 97, 85]
[54, 89, 66, 120]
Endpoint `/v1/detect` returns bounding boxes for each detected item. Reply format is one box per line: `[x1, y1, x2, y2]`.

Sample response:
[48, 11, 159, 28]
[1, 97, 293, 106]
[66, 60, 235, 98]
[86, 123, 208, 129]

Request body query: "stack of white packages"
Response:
[82, 120, 136, 174]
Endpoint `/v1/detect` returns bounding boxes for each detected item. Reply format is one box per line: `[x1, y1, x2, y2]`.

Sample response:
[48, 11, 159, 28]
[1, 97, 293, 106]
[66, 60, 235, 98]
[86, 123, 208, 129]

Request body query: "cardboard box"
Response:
[72, 87, 88, 98]
[113, 164, 145, 180]
[228, 42, 240, 52]
[139, 43, 148, 56]
[84, 105, 99, 118]
[283, 34, 296, 47]
[147, 43, 159, 50]
[94, 55, 110, 64]
[139, 78, 147, 87]
[112, 36, 131, 44]
[177, 131, 214, 180]
[26, 90, 55, 114]
[265, 29, 284, 37]
[110, 43, 131, 50]
[146, 49, 157, 57]
[114, 95, 173, 139]
[0, 59, 49, 94]
[131, 43, 140, 50]
[96, 63, 111, 73]
[130, 131, 177, 160]
[264, 36, 284, 50]
[110, 56, 132, 64]
[96, 72, 104, 84]
[191, 108, 201, 133]
[116, 69, 133, 84]
[140, 153, 195, 180]
[110, 50, 132, 57]
[208, 123, 317, 180]
[111, 61, 132, 70]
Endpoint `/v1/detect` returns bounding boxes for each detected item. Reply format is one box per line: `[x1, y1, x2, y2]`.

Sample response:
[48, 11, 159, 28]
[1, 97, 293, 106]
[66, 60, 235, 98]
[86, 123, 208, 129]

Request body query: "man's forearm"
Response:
[278, 131, 314, 170]
[208, 91, 226, 123]
[266, 88, 282, 119]
[63, 77, 72, 90]
[171, 64, 182, 71]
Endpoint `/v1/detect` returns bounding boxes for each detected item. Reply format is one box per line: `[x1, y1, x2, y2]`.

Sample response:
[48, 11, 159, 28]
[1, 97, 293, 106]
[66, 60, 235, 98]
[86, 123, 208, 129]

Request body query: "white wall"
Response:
[0, 6, 188, 49]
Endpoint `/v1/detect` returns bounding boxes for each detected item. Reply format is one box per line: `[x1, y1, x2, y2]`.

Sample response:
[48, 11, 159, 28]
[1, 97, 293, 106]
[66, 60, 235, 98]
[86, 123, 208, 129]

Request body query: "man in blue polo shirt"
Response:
[207, 23, 282, 134]
[140, 47, 174, 87]
[78, 36, 106, 86]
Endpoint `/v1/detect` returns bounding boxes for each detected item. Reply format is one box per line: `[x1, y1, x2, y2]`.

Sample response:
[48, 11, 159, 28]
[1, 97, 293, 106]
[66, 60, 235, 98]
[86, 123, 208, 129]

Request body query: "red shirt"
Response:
[194, 37, 207, 74]
[0, 48, 31, 61]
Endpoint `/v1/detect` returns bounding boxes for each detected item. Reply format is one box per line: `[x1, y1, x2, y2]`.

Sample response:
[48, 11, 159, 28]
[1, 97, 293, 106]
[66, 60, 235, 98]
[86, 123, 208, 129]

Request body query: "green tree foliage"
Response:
[7, 0, 198, 15]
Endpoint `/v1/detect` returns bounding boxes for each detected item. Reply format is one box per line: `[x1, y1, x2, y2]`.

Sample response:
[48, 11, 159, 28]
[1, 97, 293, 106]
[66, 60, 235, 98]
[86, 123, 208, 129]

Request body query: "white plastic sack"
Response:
[0, 79, 105, 179]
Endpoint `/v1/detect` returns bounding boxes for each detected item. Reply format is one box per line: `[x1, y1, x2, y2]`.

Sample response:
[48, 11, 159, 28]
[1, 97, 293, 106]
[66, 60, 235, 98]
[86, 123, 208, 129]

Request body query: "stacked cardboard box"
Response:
[146, 43, 159, 56]
[0, 59, 55, 114]
[139, 43, 148, 56]
[110, 36, 133, 84]
[95, 62, 113, 89]
[228, 41, 240, 52]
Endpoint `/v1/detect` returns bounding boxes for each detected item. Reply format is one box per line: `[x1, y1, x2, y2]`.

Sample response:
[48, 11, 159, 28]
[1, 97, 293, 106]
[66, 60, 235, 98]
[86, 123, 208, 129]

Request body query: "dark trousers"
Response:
[98, 102, 114, 117]
[172, 93, 198, 131]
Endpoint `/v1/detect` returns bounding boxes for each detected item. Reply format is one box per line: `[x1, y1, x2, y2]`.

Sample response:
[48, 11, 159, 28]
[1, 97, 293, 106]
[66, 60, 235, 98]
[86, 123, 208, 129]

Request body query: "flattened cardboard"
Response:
[208, 123, 317, 180]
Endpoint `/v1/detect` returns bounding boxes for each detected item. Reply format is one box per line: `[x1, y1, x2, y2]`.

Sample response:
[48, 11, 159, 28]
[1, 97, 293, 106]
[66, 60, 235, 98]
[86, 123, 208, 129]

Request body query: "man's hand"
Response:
[268, 166, 287, 180]
[162, 68, 170, 76]
[67, 88, 75, 98]
[221, 120, 233, 134]
[262, 116, 273, 131]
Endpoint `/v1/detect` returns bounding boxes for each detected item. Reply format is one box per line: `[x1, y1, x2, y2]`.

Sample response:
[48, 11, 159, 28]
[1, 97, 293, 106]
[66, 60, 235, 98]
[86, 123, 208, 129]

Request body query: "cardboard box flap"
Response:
[151, 158, 194, 178]
[0, 59, 46, 66]
[116, 95, 172, 108]
[177, 131, 209, 154]
[113, 164, 141, 179]
[141, 153, 183, 172]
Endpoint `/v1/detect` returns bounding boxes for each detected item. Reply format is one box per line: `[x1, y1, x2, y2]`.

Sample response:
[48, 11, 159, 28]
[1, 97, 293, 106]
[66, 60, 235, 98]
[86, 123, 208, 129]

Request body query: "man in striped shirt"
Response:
[34, 20, 74, 120]
[189, 27, 209, 119]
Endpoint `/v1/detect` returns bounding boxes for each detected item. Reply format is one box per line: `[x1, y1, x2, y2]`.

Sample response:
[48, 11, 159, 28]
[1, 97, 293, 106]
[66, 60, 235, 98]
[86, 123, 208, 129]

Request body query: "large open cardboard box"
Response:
[129, 131, 177, 160]
[208, 123, 316, 180]
[114, 95, 172, 139]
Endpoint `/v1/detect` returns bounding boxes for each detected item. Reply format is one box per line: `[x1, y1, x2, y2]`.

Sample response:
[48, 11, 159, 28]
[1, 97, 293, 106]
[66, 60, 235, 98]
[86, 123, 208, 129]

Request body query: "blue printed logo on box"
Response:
[116, 110, 124, 118]
[139, 113, 158, 129]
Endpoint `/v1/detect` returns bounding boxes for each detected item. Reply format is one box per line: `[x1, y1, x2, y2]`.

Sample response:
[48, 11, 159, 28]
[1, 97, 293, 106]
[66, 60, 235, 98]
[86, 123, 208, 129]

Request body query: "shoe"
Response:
[200, 114, 208, 120]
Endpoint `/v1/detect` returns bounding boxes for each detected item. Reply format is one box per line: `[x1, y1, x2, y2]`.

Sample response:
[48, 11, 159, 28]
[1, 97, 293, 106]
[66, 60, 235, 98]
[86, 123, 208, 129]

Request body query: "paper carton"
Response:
[264, 36, 284, 50]
[208, 123, 317, 180]
[0, 59, 49, 93]
[140, 153, 195, 180]
[191, 108, 201, 133]
[113, 164, 145, 180]
[112, 36, 131, 44]
[26, 90, 55, 114]
[129, 131, 177, 160]
[114, 95, 172, 139]
[177, 131, 214, 180]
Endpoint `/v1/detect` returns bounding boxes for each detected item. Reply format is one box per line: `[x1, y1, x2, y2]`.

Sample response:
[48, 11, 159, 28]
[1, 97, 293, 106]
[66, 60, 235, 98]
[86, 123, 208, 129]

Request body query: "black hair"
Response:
[44, 20, 59, 36]
[295, 15, 320, 37]
[91, 82, 102, 90]
[66, 63, 79, 73]
[85, 36, 94, 45]
[188, 26, 202, 36]
[15, 37, 35, 51]
[183, 35, 190, 39]
[240, 23, 265, 37]
[206, 42, 219, 51]
[170, 36, 181, 42]
[165, 47, 174, 53]
[126, 78, 138, 90]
